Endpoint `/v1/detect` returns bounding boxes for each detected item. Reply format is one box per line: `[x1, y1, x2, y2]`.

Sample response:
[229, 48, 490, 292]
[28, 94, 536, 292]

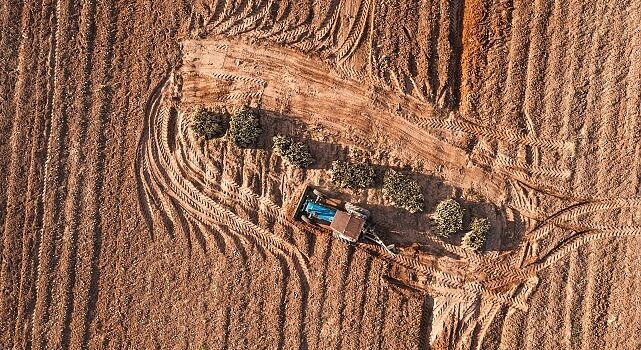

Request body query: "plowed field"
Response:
[1, 0, 640, 349]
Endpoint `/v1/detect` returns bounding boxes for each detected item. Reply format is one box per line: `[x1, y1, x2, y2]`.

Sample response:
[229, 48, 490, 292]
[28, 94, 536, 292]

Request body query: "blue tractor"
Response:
[294, 185, 396, 255]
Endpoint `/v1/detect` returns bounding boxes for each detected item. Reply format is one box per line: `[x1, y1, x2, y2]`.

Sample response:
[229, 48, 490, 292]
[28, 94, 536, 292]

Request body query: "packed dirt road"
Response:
[1, 0, 641, 349]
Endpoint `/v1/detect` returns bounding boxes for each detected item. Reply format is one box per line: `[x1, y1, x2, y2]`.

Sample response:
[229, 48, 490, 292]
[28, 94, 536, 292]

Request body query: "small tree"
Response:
[331, 160, 376, 189]
[462, 217, 490, 251]
[382, 169, 424, 213]
[229, 109, 262, 147]
[272, 135, 314, 168]
[192, 108, 228, 140]
[431, 198, 464, 237]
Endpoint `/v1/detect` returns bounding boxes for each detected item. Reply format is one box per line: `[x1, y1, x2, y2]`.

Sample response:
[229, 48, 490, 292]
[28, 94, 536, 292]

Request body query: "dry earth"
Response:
[1, 0, 641, 349]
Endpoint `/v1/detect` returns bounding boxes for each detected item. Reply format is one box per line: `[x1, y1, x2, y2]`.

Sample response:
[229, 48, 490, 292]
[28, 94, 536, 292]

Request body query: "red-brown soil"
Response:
[1, 0, 641, 349]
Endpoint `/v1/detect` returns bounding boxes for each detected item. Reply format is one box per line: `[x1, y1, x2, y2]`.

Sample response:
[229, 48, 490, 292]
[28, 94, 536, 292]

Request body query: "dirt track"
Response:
[1, 0, 641, 349]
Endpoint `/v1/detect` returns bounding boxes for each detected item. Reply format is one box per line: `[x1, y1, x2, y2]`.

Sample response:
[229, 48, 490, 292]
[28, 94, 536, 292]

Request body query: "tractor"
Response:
[293, 185, 396, 255]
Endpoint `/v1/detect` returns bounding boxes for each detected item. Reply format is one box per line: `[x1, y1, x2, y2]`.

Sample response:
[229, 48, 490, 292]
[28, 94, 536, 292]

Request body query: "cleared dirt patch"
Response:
[1, 0, 641, 349]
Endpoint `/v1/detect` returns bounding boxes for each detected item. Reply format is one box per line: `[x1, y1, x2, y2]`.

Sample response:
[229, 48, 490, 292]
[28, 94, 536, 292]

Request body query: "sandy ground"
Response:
[1, 0, 641, 349]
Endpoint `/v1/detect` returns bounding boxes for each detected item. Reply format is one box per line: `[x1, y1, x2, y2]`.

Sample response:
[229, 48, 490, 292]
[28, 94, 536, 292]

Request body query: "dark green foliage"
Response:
[192, 108, 229, 140]
[272, 135, 314, 168]
[431, 198, 464, 237]
[229, 109, 262, 147]
[331, 160, 376, 189]
[462, 217, 490, 251]
[382, 169, 424, 213]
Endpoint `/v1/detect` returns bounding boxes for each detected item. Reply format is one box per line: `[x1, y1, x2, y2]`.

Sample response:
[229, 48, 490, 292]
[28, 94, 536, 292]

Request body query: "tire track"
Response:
[30, 0, 79, 346]
[213, 0, 258, 36]
[274, 254, 291, 350]
[17, 2, 56, 347]
[227, 0, 274, 37]
[135, 73, 170, 235]
[626, 6, 641, 196]
[562, 249, 580, 348]
[0, 0, 25, 256]
[435, 0, 464, 108]
[419, 116, 574, 153]
[373, 264, 392, 350]
[313, 0, 342, 43]
[12, 2, 53, 346]
[540, 0, 570, 177]
[343, 255, 374, 349]
[459, 0, 492, 118]
[77, 1, 117, 347]
[471, 302, 502, 350]
[309, 235, 334, 347]
[581, 2, 629, 347]
[558, 0, 588, 146]
[484, 0, 513, 132]
[485, 225, 641, 291]
[333, 0, 369, 61]
[524, 197, 641, 244]
[45, 3, 93, 348]
[331, 246, 355, 350]
[137, 75, 317, 333]
[522, 0, 551, 141]
[415, 0, 439, 101]
[356, 258, 386, 350]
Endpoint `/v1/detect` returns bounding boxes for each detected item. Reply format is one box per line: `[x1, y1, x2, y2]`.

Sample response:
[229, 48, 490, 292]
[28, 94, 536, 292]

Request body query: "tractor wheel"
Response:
[301, 214, 313, 225]
[312, 189, 326, 201]
[345, 202, 370, 220]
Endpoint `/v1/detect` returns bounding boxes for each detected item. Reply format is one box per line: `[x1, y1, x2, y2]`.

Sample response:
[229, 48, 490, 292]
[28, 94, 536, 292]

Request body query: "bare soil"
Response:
[1, 0, 640, 349]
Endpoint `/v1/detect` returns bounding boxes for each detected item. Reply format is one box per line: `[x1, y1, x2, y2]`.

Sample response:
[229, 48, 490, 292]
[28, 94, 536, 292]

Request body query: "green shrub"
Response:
[462, 217, 490, 251]
[331, 160, 376, 189]
[272, 135, 314, 168]
[192, 108, 228, 140]
[382, 169, 424, 213]
[229, 109, 262, 147]
[431, 198, 464, 237]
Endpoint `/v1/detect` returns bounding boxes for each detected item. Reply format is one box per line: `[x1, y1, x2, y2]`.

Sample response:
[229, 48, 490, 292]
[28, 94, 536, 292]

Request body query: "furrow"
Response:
[77, 0, 118, 347]
[30, 0, 78, 346]
[0, 0, 31, 347]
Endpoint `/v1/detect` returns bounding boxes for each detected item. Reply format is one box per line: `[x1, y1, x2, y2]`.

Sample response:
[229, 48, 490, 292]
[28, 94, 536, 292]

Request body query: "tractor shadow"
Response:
[313, 166, 525, 255]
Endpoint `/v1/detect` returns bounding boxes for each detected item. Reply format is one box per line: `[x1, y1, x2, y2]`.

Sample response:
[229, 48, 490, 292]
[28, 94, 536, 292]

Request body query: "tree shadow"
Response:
[457, 196, 525, 253]
[257, 109, 346, 169]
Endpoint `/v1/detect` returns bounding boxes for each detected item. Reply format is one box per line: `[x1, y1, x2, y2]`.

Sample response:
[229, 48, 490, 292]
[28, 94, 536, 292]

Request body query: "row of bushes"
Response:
[194, 107, 426, 215]
[193, 108, 315, 167]
[192, 108, 262, 148]
[329, 161, 424, 214]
